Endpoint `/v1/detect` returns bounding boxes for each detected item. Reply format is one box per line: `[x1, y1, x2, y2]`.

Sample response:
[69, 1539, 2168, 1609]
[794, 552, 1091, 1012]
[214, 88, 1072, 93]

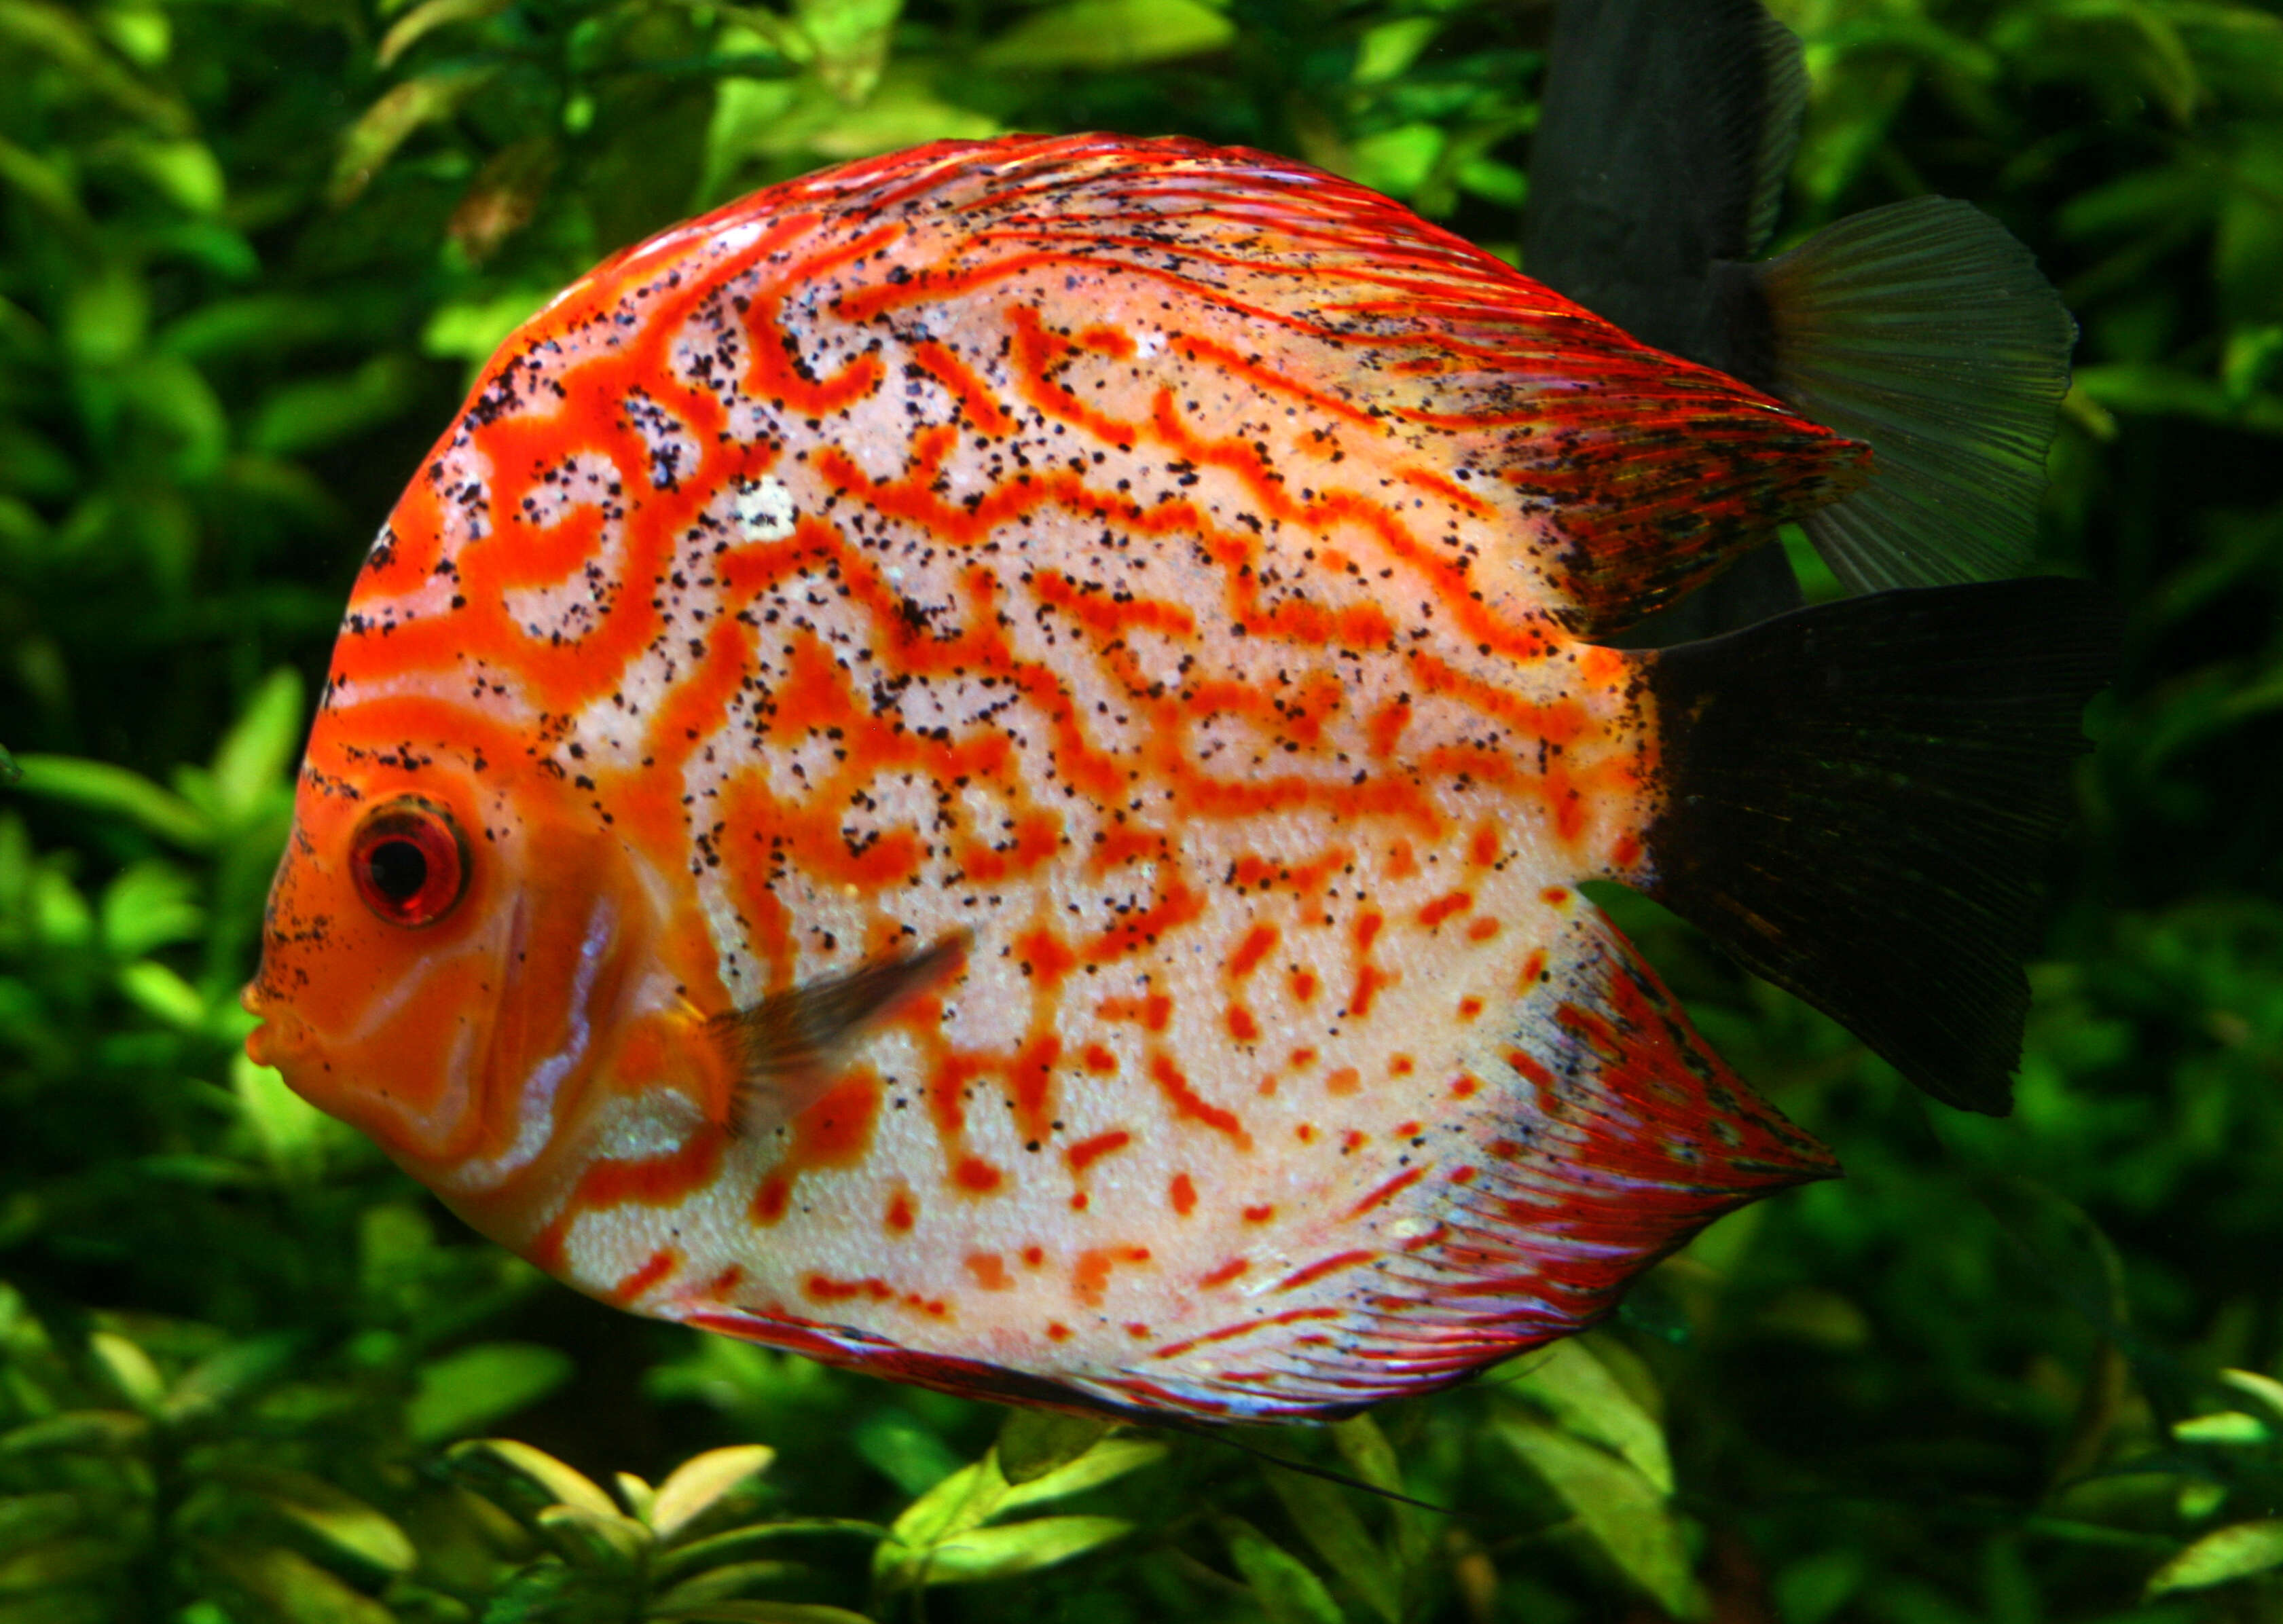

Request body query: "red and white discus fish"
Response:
[244, 133, 2108, 1420]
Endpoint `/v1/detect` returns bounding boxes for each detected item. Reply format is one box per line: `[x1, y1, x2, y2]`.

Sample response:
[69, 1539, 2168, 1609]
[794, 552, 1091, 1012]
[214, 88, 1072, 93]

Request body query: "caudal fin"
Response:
[1740, 198, 2078, 593]
[1641, 578, 2115, 1113]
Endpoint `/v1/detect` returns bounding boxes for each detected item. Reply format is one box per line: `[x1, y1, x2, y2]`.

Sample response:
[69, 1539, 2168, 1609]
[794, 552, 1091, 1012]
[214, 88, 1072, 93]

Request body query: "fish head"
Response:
[241, 700, 721, 1236]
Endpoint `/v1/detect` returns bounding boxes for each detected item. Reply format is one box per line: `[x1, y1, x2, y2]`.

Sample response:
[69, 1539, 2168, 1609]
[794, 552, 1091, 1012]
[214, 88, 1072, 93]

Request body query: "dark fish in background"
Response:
[1523, 0, 2079, 642]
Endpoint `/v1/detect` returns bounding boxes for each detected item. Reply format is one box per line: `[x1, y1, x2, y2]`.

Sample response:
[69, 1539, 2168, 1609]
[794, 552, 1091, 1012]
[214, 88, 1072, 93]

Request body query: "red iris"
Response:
[349, 797, 469, 927]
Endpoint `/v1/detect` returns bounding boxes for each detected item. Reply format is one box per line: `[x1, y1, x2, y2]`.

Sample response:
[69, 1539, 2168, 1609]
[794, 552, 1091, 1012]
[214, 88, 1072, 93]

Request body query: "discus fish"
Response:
[242, 131, 2108, 1420]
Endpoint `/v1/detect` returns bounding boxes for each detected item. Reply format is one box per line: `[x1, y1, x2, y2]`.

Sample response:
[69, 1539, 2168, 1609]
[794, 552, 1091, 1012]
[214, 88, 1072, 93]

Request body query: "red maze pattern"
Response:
[317, 135, 1846, 1418]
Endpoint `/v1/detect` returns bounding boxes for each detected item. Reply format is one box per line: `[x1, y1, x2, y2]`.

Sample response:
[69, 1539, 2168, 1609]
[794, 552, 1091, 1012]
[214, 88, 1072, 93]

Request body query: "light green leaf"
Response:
[208, 1464, 416, 1576]
[87, 1331, 164, 1412]
[233, 1052, 329, 1182]
[616, 1472, 655, 1526]
[651, 1558, 799, 1608]
[2173, 1410, 2269, 1445]
[410, 1345, 573, 1443]
[644, 1604, 877, 1623]
[793, 0, 900, 102]
[449, 1437, 618, 1521]
[1219, 1514, 1344, 1624]
[1502, 1339, 1673, 1494]
[978, 0, 1234, 70]
[0, 1410, 149, 1456]
[117, 959, 204, 1031]
[117, 136, 223, 214]
[0, 1536, 123, 1593]
[9, 755, 211, 849]
[244, 354, 422, 458]
[998, 1435, 1167, 1512]
[162, 1333, 299, 1423]
[377, 0, 509, 67]
[2146, 1519, 2283, 1598]
[197, 1541, 395, 1624]
[918, 1515, 1132, 1585]
[1495, 1410, 1706, 1621]
[653, 1445, 778, 1541]
[0, 0, 191, 132]
[208, 669, 304, 826]
[420, 287, 554, 369]
[994, 1410, 1108, 1485]
[328, 67, 496, 206]
[1332, 1414, 1430, 1572]
[657, 1518, 894, 1585]
[536, 1502, 651, 1570]
[1266, 1467, 1400, 1624]
[98, 861, 202, 959]
[2221, 1368, 2283, 1418]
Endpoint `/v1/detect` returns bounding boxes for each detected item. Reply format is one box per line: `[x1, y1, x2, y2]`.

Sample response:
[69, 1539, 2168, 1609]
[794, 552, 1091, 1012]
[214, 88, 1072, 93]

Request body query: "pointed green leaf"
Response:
[1495, 1411, 1706, 1621]
[411, 1344, 572, 1443]
[657, 1518, 893, 1585]
[2174, 1411, 2270, 1445]
[1219, 1514, 1344, 1624]
[1332, 1416, 1430, 1571]
[7, 756, 211, 848]
[917, 1515, 1132, 1585]
[208, 669, 304, 826]
[87, 1331, 165, 1413]
[448, 1437, 617, 1520]
[977, 0, 1233, 69]
[377, 0, 509, 66]
[995, 1411, 1108, 1485]
[998, 1435, 1167, 1511]
[536, 1502, 651, 1570]
[0, 1410, 149, 1456]
[1503, 1339, 1673, 1494]
[208, 1464, 416, 1576]
[1266, 1467, 1400, 1624]
[198, 1541, 396, 1624]
[885, 1459, 1000, 1550]
[328, 68, 496, 206]
[2220, 1368, 2283, 1420]
[653, 1445, 777, 1541]
[645, 1604, 877, 1623]
[2146, 1519, 2283, 1598]
[651, 1558, 801, 1608]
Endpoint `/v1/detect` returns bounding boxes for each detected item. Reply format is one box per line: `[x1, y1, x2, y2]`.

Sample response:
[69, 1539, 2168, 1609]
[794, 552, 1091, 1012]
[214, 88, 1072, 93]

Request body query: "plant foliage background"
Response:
[3, 0, 2282, 1619]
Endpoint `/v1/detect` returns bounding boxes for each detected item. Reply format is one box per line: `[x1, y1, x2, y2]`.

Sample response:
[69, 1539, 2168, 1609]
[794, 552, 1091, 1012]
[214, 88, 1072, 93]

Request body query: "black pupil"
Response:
[366, 837, 429, 904]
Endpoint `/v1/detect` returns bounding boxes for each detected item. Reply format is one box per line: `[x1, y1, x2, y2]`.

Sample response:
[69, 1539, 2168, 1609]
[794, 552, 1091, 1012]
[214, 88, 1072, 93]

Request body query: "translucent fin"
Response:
[708, 931, 968, 1137]
[1643, 578, 2116, 1113]
[1749, 197, 2078, 593]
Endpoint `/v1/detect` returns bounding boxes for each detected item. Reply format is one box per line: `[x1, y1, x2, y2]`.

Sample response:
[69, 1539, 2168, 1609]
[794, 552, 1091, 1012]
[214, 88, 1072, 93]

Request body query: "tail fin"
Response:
[1641, 578, 2115, 1113]
[1740, 198, 2078, 593]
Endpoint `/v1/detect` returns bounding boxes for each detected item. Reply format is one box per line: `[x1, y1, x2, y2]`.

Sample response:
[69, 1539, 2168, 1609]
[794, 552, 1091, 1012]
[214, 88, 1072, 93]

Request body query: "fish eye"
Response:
[349, 796, 469, 928]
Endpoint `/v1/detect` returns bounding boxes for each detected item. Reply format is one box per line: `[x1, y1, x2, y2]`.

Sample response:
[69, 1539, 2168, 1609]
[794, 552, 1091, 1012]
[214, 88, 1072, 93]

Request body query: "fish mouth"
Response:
[240, 978, 307, 1069]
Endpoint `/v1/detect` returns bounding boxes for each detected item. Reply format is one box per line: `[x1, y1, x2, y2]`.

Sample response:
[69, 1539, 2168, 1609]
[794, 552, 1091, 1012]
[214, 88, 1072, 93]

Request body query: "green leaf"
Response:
[1332, 1416, 1429, 1572]
[656, 1519, 893, 1585]
[0, 1493, 81, 1555]
[0, 1410, 149, 1456]
[86, 1331, 164, 1412]
[117, 959, 206, 1031]
[993, 1411, 1108, 1485]
[232, 1052, 331, 1182]
[2173, 1410, 2269, 1445]
[1494, 1410, 1706, 1621]
[161, 1333, 299, 1422]
[652, 1445, 778, 1541]
[917, 1515, 1132, 1585]
[8, 756, 212, 849]
[1502, 1338, 1674, 1494]
[450, 1437, 619, 1521]
[1266, 1467, 1400, 1624]
[644, 1604, 877, 1623]
[411, 1344, 574, 1443]
[997, 1435, 1167, 1511]
[196, 1542, 395, 1624]
[1218, 1514, 1344, 1624]
[977, 0, 1235, 70]
[0, 0, 191, 133]
[208, 669, 304, 827]
[208, 1464, 416, 1576]
[2220, 1367, 2283, 1418]
[376, 0, 509, 67]
[0, 1536, 123, 1593]
[98, 862, 202, 959]
[651, 1559, 801, 1608]
[328, 67, 496, 206]
[536, 1502, 652, 1570]
[2145, 1519, 2283, 1598]
[244, 355, 422, 458]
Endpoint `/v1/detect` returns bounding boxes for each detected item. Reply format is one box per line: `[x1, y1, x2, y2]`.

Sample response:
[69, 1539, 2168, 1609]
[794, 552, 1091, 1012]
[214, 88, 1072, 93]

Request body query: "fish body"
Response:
[244, 133, 2104, 1421]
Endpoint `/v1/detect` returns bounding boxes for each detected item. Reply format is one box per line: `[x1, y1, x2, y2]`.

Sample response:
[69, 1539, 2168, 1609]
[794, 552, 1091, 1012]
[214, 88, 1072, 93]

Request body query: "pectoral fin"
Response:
[708, 931, 970, 1137]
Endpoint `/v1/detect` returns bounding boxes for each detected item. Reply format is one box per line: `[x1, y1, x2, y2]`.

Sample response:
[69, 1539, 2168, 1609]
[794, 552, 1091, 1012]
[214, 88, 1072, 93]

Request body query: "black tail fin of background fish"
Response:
[1644, 578, 2116, 1115]
[1523, 0, 2077, 644]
